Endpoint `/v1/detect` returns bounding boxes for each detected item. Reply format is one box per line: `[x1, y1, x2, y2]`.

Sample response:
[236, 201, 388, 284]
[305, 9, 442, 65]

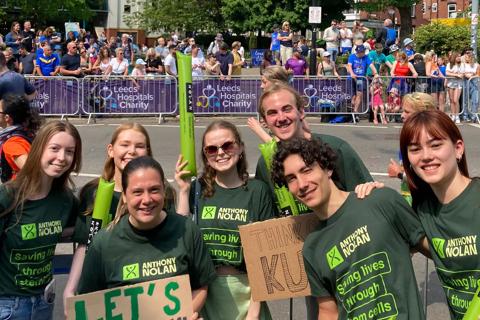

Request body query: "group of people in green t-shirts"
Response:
[0, 72, 478, 320]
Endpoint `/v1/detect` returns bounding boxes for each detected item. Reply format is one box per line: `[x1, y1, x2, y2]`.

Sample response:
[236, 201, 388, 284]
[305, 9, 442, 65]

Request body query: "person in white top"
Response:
[191, 45, 205, 79]
[109, 47, 129, 76]
[339, 21, 353, 55]
[462, 50, 480, 122]
[322, 19, 340, 62]
[131, 58, 146, 78]
[445, 52, 465, 123]
[164, 45, 177, 77]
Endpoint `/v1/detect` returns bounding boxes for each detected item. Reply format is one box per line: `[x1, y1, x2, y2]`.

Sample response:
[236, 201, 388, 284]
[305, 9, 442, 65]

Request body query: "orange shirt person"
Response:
[0, 94, 42, 181]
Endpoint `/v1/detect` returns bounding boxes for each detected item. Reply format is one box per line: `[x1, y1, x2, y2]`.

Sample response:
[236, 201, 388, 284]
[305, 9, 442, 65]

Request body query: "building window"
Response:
[432, 2, 438, 12]
[448, 4, 457, 17]
[411, 4, 416, 17]
[124, 5, 131, 13]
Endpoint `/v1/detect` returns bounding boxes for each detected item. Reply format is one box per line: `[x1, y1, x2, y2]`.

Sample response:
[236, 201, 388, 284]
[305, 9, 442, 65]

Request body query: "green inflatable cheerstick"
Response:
[463, 286, 480, 320]
[86, 178, 115, 249]
[259, 140, 300, 216]
[177, 52, 197, 177]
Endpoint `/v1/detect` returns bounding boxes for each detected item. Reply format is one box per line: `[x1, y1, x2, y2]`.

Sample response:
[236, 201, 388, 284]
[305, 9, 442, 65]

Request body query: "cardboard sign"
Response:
[66, 275, 193, 320]
[239, 213, 320, 301]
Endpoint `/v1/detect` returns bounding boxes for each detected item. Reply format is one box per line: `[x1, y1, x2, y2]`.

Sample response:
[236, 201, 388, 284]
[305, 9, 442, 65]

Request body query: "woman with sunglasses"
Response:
[109, 47, 129, 76]
[175, 120, 275, 320]
[278, 21, 293, 66]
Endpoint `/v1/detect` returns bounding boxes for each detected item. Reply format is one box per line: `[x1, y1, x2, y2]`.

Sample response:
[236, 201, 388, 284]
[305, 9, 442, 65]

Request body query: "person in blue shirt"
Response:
[35, 45, 60, 76]
[270, 24, 281, 65]
[403, 38, 415, 62]
[347, 44, 378, 113]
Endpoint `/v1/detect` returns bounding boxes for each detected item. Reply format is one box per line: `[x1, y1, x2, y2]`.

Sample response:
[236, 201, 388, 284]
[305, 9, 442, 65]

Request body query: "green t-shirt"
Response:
[0, 186, 79, 296]
[255, 133, 373, 215]
[77, 213, 216, 294]
[303, 188, 425, 319]
[386, 54, 396, 70]
[72, 183, 121, 245]
[416, 178, 480, 319]
[191, 179, 275, 268]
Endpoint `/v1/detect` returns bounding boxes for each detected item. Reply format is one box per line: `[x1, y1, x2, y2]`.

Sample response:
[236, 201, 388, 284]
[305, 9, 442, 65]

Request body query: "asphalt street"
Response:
[52, 116, 480, 319]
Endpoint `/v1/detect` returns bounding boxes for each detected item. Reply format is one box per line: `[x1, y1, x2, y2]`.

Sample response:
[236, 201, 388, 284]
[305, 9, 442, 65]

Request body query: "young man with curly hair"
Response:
[271, 137, 429, 320]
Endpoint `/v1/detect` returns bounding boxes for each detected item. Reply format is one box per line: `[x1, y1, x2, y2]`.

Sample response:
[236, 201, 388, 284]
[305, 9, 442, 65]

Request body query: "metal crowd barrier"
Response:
[26, 76, 81, 118]
[465, 76, 480, 123]
[81, 75, 178, 124]
[191, 75, 261, 115]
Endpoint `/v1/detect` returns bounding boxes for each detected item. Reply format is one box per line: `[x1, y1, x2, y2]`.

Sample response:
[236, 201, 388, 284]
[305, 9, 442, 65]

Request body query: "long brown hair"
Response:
[1, 120, 82, 218]
[400, 110, 469, 207]
[200, 120, 248, 198]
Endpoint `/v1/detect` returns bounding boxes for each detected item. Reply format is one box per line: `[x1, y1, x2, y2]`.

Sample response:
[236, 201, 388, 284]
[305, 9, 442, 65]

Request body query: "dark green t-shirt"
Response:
[77, 213, 216, 294]
[303, 188, 425, 319]
[190, 179, 275, 268]
[0, 186, 79, 296]
[72, 183, 121, 245]
[255, 133, 373, 215]
[416, 178, 480, 319]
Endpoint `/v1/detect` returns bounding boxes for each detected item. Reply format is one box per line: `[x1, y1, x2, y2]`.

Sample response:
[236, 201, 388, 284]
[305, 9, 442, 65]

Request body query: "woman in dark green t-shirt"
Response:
[175, 120, 275, 320]
[400, 110, 477, 319]
[78, 156, 216, 318]
[0, 121, 82, 320]
[63, 123, 176, 314]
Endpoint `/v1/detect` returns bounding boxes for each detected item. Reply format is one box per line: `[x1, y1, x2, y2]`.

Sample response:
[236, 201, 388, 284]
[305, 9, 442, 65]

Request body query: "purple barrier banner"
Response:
[291, 78, 356, 113]
[28, 77, 80, 115]
[192, 78, 261, 114]
[81, 77, 177, 114]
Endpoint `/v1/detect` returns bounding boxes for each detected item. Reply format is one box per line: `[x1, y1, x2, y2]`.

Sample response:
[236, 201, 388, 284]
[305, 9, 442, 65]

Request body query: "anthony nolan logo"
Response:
[123, 263, 140, 280]
[201, 206, 216, 220]
[21, 223, 37, 240]
[432, 238, 446, 259]
[326, 245, 345, 270]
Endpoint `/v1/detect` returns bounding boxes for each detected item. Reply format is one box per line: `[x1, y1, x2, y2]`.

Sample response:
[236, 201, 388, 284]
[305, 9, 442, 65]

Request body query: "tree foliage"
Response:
[124, 0, 223, 32]
[414, 22, 476, 55]
[0, 0, 93, 28]
[354, 0, 420, 38]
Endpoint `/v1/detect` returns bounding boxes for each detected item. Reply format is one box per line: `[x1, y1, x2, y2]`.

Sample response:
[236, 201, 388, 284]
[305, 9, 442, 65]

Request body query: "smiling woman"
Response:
[175, 120, 275, 319]
[0, 121, 82, 320]
[400, 110, 480, 318]
[77, 156, 216, 319]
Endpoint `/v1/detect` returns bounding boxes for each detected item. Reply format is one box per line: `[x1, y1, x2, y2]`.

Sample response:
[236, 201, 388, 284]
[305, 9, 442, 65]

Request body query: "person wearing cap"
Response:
[323, 20, 340, 62]
[278, 21, 293, 66]
[385, 44, 400, 71]
[270, 24, 281, 64]
[317, 51, 339, 78]
[215, 42, 234, 80]
[285, 46, 309, 77]
[207, 33, 223, 55]
[131, 58, 146, 77]
[403, 38, 415, 61]
[347, 44, 378, 113]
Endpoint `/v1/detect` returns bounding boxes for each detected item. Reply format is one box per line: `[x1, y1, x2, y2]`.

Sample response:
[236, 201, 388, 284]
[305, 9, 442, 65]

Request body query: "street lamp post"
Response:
[310, 0, 319, 76]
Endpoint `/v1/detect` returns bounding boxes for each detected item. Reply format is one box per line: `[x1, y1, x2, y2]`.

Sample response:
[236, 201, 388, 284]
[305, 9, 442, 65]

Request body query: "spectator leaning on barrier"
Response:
[59, 41, 82, 77]
[164, 44, 177, 77]
[216, 42, 233, 80]
[0, 94, 43, 182]
[347, 45, 378, 113]
[317, 51, 339, 77]
[145, 48, 164, 75]
[204, 53, 221, 76]
[109, 47, 129, 76]
[92, 47, 112, 75]
[367, 43, 386, 77]
[35, 45, 60, 76]
[18, 45, 35, 75]
[323, 20, 340, 62]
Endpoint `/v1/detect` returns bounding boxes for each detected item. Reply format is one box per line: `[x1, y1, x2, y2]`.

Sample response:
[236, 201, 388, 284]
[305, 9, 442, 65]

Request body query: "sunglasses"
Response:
[204, 141, 237, 156]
